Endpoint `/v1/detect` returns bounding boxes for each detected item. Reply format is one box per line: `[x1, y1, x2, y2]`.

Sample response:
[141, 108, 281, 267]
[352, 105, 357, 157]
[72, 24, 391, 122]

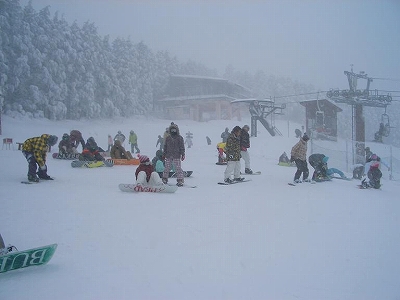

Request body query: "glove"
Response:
[290, 156, 295, 162]
[40, 164, 47, 171]
[181, 155, 185, 161]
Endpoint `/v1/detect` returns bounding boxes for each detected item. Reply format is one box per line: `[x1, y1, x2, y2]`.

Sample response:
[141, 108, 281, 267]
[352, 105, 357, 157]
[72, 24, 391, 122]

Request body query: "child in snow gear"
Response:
[290, 133, 310, 183]
[221, 127, 230, 143]
[361, 153, 390, 188]
[162, 123, 185, 186]
[135, 155, 164, 186]
[80, 137, 105, 161]
[216, 142, 227, 164]
[240, 124, 252, 174]
[152, 150, 165, 173]
[129, 130, 140, 153]
[69, 130, 85, 152]
[22, 134, 58, 182]
[110, 140, 133, 159]
[224, 126, 244, 183]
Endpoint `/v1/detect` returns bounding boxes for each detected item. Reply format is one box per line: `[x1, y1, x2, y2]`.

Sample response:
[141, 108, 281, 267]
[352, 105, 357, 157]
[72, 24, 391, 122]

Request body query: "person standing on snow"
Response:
[162, 123, 185, 187]
[221, 127, 230, 143]
[22, 134, 58, 182]
[224, 126, 244, 183]
[290, 133, 310, 183]
[240, 124, 253, 174]
[129, 130, 140, 153]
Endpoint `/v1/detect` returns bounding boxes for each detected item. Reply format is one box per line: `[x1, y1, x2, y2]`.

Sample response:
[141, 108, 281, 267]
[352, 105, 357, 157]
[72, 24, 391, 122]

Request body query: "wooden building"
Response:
[299, 99, 342, 140]
[156, 75, 253, 121]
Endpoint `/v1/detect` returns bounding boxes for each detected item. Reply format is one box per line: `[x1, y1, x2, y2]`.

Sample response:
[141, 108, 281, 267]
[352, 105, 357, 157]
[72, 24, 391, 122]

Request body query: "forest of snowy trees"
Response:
[0, 0, 315, 121]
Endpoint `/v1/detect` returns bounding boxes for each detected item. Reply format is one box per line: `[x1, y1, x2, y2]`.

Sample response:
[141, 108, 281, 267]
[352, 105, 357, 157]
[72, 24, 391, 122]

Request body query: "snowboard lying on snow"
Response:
[71, 160, 113, 168]
[106, 158, 140, 165]
[158, 171, 193, 178]
[52, 153, 80, 160]
[0, 244, 57, 273]
[119, 183, 178, 193]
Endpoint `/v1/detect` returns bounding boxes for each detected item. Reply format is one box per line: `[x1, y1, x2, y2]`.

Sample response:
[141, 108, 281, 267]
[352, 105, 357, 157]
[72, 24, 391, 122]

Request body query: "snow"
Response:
[1, 115, 400, 300]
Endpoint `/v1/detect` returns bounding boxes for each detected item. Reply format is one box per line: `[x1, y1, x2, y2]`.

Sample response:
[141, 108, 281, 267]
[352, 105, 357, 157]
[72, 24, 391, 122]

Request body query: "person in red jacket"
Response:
[135, 155, 163, 186]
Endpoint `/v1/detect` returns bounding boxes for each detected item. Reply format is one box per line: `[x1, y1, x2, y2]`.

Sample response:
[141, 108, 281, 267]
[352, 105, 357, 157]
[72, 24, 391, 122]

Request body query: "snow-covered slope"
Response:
[1, 115, 399, 300]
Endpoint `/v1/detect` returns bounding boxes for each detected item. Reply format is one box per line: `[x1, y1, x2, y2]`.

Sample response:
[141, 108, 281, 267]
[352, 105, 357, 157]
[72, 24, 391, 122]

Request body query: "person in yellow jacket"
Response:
[22, 134, 58, 182]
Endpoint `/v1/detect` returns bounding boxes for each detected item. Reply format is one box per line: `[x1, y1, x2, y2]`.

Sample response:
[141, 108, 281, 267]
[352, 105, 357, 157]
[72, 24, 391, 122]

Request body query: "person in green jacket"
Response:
[129, 130, 140, 153]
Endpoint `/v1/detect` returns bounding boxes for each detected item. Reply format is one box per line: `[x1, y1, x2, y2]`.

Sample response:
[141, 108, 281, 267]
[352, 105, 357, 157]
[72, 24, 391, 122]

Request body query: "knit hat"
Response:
[232, 126, 241, 133]
[137, 154, 150, 164]
[47, 135, 58, 146]
[322, 156, 329, 163]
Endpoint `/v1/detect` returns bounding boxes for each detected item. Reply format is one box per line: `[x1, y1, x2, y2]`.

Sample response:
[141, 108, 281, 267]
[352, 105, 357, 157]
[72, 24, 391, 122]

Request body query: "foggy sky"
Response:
[20, 0, 400, 92]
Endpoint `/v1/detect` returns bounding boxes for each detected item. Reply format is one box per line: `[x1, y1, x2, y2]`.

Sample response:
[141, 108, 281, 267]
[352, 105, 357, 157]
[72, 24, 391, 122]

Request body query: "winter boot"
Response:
[245, 168, 253, 174]
[177, 179, 184, 187]
[234, 177, 245, 182]
[37, 170, 53, 180]
[224, 178, 233, 184]
[28, 174, 39, 183]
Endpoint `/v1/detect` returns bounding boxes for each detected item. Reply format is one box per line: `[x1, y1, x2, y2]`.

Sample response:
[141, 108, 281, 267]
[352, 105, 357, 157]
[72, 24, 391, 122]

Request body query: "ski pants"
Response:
[136, 171, 163, 186]
[294, 159, 309, 181]
[22, 151, 39, 177]
[240, 150, 250, 169]
[130, 143, 140, 153]
[224, 160, 241, 180]
[163, 158, 184, 181]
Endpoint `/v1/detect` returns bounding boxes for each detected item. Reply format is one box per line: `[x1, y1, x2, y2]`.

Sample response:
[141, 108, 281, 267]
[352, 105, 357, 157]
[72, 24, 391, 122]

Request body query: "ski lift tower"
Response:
[326, 68, 392, 165]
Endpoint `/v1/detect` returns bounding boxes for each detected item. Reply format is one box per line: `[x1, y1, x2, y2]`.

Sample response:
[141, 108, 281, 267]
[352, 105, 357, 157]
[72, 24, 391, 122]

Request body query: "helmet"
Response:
[47, 135, 58, 146]
[62, 133, 69, 141]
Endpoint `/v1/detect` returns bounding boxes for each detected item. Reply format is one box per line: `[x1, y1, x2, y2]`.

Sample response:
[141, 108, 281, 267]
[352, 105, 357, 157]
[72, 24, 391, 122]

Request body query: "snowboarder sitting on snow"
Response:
[278, 151, 294, 166]
[162, 123, 185, 186]
[22, 134, 58, 182]
[290, 133, 311, 183]
[361, 161, 383, 189]
[224, 126, 244, 183]
[79, 137, 105, 161]
[152, 150, 165, 174]
[110, 139, 133, 160]
[58, 133, 75, 155]
[308, 153, 330, 182]
[361, 153, 390, 189]
[69, 130, 85, 153]
[135, 154, 164, 186]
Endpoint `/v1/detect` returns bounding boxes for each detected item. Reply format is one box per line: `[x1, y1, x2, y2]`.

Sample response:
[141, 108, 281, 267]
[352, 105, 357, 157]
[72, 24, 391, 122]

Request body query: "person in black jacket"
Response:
[240, 125, 252, 174]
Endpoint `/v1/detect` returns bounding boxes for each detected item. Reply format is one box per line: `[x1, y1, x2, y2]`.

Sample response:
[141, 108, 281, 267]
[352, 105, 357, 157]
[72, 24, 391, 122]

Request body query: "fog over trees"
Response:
[0, 0, 313, 121]
[1, 0, 399, 146]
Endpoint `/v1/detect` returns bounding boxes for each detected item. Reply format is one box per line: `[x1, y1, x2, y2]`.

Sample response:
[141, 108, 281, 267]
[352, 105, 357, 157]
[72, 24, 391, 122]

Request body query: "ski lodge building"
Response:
[156, 75, 253, 121]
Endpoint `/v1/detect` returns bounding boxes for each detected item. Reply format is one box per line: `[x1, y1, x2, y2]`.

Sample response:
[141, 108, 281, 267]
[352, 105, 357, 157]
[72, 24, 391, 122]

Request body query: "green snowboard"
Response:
[0, 243, 57, 273]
